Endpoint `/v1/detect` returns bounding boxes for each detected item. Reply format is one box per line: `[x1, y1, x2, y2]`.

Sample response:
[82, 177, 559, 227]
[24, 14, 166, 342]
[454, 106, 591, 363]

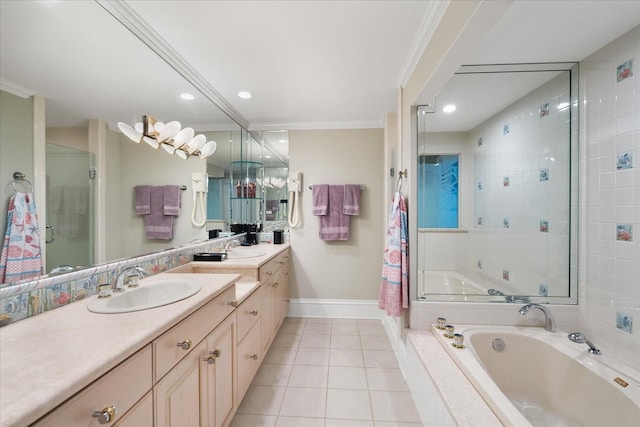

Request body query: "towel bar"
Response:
[308, 185, 365, 190]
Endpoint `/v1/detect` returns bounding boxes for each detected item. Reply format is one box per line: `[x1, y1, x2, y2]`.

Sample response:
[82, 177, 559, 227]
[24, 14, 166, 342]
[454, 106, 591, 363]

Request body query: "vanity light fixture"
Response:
[117, 115, 217, 160]
[442, 104, 457, 113]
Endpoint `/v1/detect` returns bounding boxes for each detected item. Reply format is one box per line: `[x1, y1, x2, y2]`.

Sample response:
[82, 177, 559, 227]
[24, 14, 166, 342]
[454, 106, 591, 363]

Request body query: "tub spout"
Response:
[518, 303, 556, 332]
[568, 332, 601, 355]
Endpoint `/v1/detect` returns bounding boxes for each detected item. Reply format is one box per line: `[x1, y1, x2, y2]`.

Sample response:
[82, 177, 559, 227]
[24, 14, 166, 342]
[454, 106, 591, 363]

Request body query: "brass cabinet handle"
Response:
[92, 406, 117, 424]
[211, 349, 222, 358]
[227, 300, 239, 307]
[250, 310, 259, 316]
[272, 282, 279, 288]
[265, 271, 273, 276]
[277, 260, 285, 265]
[249, 354, 259, 360]
[176, 339, 192, 350]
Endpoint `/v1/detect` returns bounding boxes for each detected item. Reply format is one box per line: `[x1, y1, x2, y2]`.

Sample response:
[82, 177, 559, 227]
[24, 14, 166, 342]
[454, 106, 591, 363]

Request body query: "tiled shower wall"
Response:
[579, 25, 639, 368]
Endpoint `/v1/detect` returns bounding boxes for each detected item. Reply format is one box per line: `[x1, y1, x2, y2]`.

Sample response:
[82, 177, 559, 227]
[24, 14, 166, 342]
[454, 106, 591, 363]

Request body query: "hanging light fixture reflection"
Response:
[117, 115, 217, 160]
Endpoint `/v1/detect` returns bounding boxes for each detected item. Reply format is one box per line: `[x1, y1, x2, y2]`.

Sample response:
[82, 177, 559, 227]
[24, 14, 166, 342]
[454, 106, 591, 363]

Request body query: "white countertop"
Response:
[0, 273, 240, 427]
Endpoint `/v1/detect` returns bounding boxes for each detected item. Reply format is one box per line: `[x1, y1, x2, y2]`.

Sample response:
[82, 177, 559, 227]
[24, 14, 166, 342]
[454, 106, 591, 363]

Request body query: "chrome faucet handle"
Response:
[519, 303, 556, 332]
[112, 266, 148, 292]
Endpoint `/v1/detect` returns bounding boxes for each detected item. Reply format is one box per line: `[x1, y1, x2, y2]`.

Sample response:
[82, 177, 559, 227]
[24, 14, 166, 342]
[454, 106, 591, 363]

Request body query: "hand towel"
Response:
[162, 185, 181, 216]
[379, 191, 409, 316]
[144, 186, 175, 239]
[0, 192, 43, 284]
[134, 185, 151, 215]
[318, 185, 351, 241]
[343, 184, 361, 216]
[312, 184, 329, 216]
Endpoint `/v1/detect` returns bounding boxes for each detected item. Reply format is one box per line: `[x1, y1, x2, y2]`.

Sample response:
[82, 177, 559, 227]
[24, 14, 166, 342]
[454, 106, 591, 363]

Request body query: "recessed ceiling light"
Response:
[179, 93, 194, 101]
[442, 104, 456, 113]
[264, 155, 272, 159]
[278, 139, 286, 143]
[238, 91, 252, 99]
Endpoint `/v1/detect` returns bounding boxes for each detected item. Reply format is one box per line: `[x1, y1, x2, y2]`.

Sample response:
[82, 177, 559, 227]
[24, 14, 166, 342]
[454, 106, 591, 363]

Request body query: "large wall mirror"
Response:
[0, 1, 288, 286]
[416, 63, 578, 304]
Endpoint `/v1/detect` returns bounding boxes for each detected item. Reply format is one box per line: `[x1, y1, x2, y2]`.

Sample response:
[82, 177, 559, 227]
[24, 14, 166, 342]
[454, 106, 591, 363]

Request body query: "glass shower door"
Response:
[45, 143, 94, 273]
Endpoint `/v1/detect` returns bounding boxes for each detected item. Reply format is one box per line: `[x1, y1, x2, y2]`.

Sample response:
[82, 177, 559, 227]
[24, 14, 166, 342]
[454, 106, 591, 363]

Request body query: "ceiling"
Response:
[1, 1, 639, 133]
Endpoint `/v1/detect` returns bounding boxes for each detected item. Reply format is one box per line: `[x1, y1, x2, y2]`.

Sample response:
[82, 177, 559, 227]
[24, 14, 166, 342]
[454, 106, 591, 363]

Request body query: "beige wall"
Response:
[289, 128, 384, 300]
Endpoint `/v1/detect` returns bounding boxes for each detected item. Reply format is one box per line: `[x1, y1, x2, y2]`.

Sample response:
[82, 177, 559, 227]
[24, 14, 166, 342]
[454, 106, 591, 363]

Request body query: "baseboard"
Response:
[288, 298, 384, 319]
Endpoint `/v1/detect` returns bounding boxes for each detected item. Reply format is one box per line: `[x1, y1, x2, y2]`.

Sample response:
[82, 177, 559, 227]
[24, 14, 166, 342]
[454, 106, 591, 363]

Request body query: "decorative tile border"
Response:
[616, 152, 632, 170]
[616, 224, 633, 242]
[616, 312, 633, 334]
[616, 59, 633, 82]
[0, 235, 245, 326]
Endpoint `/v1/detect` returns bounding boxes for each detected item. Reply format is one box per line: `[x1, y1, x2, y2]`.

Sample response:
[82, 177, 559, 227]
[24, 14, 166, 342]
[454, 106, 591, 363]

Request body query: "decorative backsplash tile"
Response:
[502, 269, 510, 281]
[616, 312, 633, 334]
[0, 235, 245, 327]
[616, 224, 633, 242]
[540, 220, 549, 233]
[503, 218, 510, 228]
[503, 176, 510, 187]
[538, 283, 548, 297]
[616, 59, 633, 82]
[477, 137, 484, 148]
[539, 103, 549, 117]
[503, 123, 510, 135]
[539, 168, 549, 182]
[616, 152, 632, 170]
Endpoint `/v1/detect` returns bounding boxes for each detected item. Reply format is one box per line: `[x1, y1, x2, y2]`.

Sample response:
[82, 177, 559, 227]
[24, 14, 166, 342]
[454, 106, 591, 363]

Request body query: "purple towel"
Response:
[319, 185, 351, 241]
[134, 185, 150, 215]
[312, 184, 329, 216]
[162, 185, 181, 216]
[144, 186, 175, 239]
[343, 184, 361, 216]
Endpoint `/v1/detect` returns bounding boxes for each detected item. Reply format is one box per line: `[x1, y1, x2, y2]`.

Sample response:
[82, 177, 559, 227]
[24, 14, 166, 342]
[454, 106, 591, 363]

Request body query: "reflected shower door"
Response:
[45, 143, 94, 273]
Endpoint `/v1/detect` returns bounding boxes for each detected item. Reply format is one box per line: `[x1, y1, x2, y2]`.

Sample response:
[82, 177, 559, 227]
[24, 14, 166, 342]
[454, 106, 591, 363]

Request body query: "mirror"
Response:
[0, 1, 284, 285]
[416, 63, 578, 304]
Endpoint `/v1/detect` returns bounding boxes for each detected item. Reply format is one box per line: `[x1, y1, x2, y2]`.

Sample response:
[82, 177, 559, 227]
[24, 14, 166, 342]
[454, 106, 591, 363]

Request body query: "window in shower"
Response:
[417, 154, 459, 228]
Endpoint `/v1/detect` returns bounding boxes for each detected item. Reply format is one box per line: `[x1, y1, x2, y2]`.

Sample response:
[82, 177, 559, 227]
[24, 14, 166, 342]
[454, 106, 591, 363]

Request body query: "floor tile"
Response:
[299, 333, 331, 348]
[373, 422, 423, 427]
[328, 366, 368, 389]
[358, 322, 387, 336]
[288, 365, 328, 388]
[230, 414, 277, 427]
[332, 323, 360, 335]
[276, 416, 325, 427]
[365, 368, 409, 391]
[326, 420, 374, 427]
[326, 389, 372, 420]
[278, 387, 327, 418]
[361, 335, 392, 351]
[331, 335, 362, 349]
[294, 348, 330, 365]
[236, 386, 286, 416]
[363, 350, 399, 368]
[304, 322, 332, 334]
[369, 391, 421, 423]
[252, 363, 293, 387]
[271, 333, 301, 348]
[263, 346, 298, 365]
[279, 322, 306, 335]
[330, 348, 365, 367]
[306, 317, 331, 324]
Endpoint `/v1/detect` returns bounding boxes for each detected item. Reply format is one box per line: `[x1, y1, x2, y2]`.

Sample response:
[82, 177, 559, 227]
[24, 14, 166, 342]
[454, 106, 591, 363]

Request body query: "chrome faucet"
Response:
[568, 332, 601, 355]
[224, 240, 240, 252]
[50, 265, 75, 275]
[519, 303, 556, 332]
[112, 266, 148, 292]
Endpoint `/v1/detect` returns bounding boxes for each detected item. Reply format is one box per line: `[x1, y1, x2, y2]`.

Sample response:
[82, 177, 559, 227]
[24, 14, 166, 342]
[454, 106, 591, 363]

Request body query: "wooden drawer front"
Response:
[236, 287, 262, 341]
[113, 391, 153, 427]
[258, 250, 289, 283]
[237, 319, 263, 402]
[154, 286, 236, 381]
[34, 345, 152, 427]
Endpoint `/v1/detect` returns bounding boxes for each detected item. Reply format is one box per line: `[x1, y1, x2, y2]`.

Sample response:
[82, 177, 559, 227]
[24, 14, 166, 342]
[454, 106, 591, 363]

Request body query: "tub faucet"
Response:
[568, 332, 601, 355]
[518, 303, 556, 332]
[112, 266, 148, 292]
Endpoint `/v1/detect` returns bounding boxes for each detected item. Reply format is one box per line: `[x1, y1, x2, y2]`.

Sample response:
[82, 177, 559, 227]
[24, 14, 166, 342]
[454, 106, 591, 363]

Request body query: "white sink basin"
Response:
[87, 278, 201, 314]
[226, 249, 267, 259]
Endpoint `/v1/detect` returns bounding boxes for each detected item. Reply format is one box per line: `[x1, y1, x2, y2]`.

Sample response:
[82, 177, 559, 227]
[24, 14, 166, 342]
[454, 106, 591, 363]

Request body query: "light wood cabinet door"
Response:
[154, 339, 207, 427]
[274, 269, 290, 330]
[237, 318, 262, 402]
[202, 314, 236, 427]
[114, 391, 153, 427]
[261, 277, 275, 352]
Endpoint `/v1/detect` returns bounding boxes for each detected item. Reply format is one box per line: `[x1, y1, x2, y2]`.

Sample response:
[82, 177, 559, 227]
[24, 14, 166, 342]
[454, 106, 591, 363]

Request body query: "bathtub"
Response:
[432, 324, 640, 426]
[419, 271, 495, 301]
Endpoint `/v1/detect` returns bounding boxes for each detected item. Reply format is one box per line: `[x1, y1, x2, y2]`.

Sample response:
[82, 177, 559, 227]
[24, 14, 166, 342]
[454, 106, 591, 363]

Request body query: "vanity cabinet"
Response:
[260, 250, 290, 351]
[154, 288, 237, 427]
[33, 345, 153, 427]
[235, 287, 263, 401]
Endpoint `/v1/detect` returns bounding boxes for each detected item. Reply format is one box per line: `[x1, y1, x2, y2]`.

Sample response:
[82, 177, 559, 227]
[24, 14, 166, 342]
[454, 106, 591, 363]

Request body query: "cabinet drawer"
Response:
[237, 319, 263, 402]
[236, 287, 262, 341]
[113, 391, 153, 427]
[258, 250, 288, 283]
[34, 345, 152, 427]
[154, 286, 236, 381]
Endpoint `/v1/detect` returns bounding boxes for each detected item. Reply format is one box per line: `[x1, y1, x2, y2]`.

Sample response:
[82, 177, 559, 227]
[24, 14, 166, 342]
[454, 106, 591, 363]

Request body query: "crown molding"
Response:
[249, 119, 385, 131]
[398, 0, 451, 88]
[96, 0, 250, 130]
[0, 78, 35, 99]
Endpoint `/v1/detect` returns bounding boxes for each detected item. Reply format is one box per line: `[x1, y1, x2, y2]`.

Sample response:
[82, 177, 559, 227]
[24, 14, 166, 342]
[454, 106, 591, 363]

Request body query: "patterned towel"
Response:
[0, 192, 43, 284]
[379, 191, 409, 316]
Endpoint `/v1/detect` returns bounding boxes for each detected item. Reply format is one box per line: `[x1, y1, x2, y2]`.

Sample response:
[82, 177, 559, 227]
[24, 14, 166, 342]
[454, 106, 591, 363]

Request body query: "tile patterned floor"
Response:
[231, 317, 422, 427]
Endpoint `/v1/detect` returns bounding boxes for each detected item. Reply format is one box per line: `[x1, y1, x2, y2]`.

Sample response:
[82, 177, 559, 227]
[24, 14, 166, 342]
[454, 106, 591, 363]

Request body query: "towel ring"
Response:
[10, 171, 33, 194]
